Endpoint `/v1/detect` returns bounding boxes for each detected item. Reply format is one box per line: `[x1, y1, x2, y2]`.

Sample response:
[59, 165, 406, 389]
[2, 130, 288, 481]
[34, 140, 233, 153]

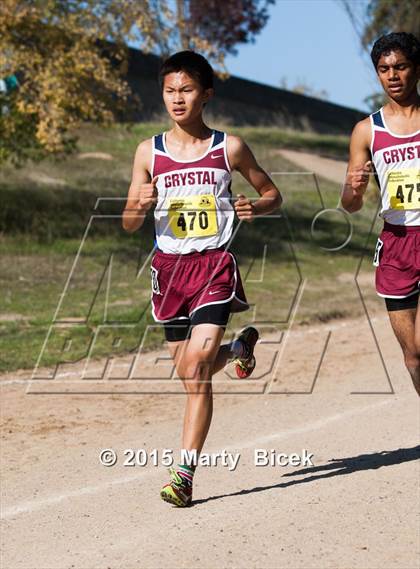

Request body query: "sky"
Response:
[224, 0, 379, 112]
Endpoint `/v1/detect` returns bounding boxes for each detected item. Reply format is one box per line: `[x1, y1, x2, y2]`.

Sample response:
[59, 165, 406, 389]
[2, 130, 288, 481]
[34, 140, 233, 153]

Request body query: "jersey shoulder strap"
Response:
[153, 133, 165, 153]
[209, 130, 231, 172]
[371, 110, 385, 129]
[370, 109, 389, 156]
[151, 133, 167, 177]
[211, 130, 225, 148]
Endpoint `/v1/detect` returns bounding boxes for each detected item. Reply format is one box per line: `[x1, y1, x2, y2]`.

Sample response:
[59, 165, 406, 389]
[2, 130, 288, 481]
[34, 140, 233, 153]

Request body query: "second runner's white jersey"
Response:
[151, 130, 234, 254]
[370, 107, 420, 226]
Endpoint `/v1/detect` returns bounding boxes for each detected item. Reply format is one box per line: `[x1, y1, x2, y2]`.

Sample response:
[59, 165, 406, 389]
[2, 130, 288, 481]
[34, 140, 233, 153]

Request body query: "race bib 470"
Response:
[168, 194, 218, 238]
[387, 169, 420, 210]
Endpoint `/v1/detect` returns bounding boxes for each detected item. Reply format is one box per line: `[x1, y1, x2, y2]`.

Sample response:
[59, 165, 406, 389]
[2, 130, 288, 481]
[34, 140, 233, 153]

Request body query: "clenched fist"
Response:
[136, 175, 159, 211]
[349, 161, 372, 196]
[234, 193, 255, 222]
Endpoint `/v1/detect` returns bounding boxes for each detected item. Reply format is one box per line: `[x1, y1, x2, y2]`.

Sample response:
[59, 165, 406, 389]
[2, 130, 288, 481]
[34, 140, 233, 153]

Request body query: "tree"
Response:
[187, 0, 275, 59]
[362, 0, 419, 47]
[340, 0, 420, 49]
[0, 0, 275, 165]
[340, 0, 419, 111]
[0, 1, 132, 164]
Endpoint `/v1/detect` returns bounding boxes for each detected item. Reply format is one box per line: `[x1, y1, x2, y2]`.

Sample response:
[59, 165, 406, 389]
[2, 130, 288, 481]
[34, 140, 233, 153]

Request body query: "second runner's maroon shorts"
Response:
[150, 247, 249, 322]
[374, 222, 420, 298]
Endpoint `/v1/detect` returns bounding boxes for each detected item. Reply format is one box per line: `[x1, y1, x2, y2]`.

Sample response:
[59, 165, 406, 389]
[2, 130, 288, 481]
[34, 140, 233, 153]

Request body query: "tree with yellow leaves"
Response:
[0, 0, 274, 164]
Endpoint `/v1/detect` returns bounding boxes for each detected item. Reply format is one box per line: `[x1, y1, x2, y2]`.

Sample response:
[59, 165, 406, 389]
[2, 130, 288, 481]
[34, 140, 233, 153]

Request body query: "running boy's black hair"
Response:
[159, 51, 214, 90]
[371, 32, 420, 69]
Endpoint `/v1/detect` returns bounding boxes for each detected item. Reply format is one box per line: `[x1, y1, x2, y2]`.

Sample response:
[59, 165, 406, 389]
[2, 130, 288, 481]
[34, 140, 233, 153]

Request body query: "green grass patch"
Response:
[0, 122, 382, 373]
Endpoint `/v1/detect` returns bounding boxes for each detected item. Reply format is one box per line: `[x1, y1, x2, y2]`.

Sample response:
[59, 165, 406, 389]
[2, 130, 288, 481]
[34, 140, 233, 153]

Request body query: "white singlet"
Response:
[151, 130, 234, 254]
[370, 107, 420, 226]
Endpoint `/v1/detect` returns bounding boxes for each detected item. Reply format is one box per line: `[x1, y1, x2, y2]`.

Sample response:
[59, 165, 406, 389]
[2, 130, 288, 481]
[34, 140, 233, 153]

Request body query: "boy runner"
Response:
[122, 51, 281, 506]
[341, 32, 420, 396]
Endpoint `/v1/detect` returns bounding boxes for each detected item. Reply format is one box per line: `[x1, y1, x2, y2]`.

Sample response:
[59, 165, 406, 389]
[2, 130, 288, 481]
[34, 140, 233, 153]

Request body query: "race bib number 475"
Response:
[168, 194, 218, 238]
[387, 169, 420, 210]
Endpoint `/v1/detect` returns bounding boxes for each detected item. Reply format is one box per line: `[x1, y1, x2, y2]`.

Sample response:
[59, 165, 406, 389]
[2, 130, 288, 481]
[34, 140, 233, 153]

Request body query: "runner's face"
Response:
[376, 50, 420, 102]
[162, 71, 212, 124]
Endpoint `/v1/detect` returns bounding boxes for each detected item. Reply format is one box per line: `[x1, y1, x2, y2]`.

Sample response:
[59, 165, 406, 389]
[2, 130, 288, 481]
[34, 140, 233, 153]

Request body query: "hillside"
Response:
[0, 123, 382, 373]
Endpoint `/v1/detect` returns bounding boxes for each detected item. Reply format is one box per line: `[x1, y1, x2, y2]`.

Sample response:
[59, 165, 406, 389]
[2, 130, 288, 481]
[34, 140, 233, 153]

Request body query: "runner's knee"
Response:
[181, 355, 214, 388]
[185, 359, 213, 380]
[404, 349, 420, 372]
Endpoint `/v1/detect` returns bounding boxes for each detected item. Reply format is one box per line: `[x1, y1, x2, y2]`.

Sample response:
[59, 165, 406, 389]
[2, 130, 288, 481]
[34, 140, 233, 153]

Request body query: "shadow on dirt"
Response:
[192, 445, 420, 506]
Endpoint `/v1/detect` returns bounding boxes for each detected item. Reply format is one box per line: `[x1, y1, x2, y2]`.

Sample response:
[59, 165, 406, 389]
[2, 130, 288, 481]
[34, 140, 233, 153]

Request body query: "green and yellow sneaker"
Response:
[160, 467, 193, 507]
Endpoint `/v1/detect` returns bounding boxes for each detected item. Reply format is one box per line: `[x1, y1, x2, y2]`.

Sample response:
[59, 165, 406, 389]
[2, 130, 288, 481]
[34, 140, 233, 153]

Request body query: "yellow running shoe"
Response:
[160, 467, 192, 507]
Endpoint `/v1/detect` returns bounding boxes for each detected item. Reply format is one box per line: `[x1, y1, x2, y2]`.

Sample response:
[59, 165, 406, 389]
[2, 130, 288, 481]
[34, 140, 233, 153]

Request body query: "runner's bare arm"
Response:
[341, 118, 372, 213]
[227, 135, 282, 222]
[122, 139, 157, 233]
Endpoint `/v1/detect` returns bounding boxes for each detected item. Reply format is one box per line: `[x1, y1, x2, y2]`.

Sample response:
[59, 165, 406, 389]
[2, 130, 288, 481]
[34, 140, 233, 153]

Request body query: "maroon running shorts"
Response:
[374, 222, 420, 299]
[150, 247, 249, 323]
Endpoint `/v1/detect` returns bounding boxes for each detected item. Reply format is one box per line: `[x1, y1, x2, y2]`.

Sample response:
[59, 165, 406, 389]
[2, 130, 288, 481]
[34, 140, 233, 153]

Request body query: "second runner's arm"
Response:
[341, 119, 372, 214]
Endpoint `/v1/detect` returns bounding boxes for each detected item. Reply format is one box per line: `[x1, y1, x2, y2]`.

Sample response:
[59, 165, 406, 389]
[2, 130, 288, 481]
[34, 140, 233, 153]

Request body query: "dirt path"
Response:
[1, 311, 419, 569]
[277, 149, 347, 185]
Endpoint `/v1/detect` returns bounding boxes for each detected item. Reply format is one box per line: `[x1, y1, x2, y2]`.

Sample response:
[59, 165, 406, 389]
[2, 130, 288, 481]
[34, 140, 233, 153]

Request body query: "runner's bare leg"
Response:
[388, 306, 420, 395]
[168, 324, 226, 453]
